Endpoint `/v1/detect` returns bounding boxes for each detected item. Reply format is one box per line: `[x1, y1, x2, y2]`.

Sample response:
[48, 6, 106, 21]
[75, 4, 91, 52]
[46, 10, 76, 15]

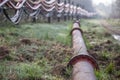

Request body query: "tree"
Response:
[111, 0, 120, 18]
[71, 0, 95, 12]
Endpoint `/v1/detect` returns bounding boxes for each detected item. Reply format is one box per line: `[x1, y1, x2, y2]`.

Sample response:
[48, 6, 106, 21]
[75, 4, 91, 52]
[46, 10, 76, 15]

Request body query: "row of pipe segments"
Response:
[68, 20, 99, 80]
[0, 0, 97, 24]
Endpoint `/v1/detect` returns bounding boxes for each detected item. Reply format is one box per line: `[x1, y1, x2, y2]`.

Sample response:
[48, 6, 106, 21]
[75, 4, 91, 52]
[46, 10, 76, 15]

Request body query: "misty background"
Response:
[63, 0, 120, 18]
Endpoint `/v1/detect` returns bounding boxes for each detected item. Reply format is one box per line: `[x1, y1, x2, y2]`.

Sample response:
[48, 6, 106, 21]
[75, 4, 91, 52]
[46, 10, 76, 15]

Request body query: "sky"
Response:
[92, 0, 115, 5]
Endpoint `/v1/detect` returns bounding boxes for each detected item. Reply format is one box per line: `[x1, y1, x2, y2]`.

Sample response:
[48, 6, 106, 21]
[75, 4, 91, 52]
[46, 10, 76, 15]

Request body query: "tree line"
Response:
[111, 0, 120, 18]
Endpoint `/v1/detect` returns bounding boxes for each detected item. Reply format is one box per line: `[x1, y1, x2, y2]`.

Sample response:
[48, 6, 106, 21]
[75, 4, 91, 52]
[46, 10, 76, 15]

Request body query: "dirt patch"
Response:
[10, 39, 73, 64]
[51, 63, 72, 79]
[0, 33, 5, 37]
[44, 43, 73, 63]
[52, 64, 66, 75]
[114, 55, 120, 70]
[19, 38, 46, 46]
[20, 38, 32, 45]
[104, 32, 111, 37]
[88, 39, 120, 66]
[90, 40, 116, 52]
[0, 46, 10, 59]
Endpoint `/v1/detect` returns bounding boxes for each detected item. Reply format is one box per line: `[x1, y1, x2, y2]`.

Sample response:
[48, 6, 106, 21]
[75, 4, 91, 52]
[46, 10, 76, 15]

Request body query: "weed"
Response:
[95, 70, 111, 80]
[101, 51, 110, 60]
[105, 62, 115, 74]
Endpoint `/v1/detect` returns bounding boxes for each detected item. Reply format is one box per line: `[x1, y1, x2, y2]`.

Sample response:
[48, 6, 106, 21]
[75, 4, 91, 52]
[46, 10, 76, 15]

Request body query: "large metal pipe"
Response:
[68, 21, 98, 80]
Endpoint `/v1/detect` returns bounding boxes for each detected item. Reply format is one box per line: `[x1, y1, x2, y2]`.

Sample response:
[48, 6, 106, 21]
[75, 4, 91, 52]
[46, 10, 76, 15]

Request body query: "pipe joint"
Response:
[70, 27, 83, 35]
[68, 54, 99, 70]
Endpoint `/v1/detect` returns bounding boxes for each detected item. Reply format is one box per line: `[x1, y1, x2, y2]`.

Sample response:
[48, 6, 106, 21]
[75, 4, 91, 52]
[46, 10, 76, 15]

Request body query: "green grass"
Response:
[19, 22, 72, 45]
[0, 62, 50, 80]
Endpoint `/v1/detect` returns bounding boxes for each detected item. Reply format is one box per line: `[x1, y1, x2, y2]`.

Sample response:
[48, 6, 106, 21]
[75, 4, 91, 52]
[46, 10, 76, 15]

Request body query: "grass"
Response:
[107, 19, 120, 27]
[0, 62, 49, 80]
[81, 19, 120, 80]
[0, 21, 72, 80]
[19, 22, 72, 45]
[0, 19, 120, 80]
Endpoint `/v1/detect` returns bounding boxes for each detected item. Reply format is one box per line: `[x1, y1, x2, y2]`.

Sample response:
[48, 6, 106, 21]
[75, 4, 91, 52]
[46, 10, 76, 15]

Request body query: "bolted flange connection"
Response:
[68, 54, 99, 70]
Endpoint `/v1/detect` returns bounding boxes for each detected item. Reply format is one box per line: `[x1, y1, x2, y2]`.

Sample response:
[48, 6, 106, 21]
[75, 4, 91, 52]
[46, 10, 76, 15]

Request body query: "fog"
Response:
[92, 0, 115, 6]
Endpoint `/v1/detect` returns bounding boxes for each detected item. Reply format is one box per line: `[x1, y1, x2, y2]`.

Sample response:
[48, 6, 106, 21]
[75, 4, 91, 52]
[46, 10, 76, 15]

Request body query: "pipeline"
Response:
[68, 21, 99, 80]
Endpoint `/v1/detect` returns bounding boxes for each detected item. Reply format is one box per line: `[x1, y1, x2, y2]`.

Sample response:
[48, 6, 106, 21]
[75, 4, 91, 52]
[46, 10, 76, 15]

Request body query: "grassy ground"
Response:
[0, 21, 73, 80]
[81, 19, 120, 80]
[102, 19, 120, 35]
[107, 19, 120, 27]
[0, 19, 120, 80]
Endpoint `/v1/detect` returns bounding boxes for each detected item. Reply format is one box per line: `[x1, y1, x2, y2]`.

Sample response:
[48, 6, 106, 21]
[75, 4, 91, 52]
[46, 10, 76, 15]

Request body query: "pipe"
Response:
[68, 21, 98, 80]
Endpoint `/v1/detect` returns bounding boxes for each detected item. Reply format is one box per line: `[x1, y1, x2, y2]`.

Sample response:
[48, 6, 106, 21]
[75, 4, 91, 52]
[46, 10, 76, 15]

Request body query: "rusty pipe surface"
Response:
[72, 23, 88, 55]
[69, 21, 98, 80]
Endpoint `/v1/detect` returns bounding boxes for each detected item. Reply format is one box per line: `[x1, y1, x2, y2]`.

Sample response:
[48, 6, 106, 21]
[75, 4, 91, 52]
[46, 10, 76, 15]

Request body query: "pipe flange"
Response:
[68, 54, 99, 70]
[70, 27, 83, 35]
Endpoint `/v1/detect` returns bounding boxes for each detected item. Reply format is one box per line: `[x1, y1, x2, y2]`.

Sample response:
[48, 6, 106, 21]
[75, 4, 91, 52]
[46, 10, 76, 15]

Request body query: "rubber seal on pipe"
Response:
[68, 54, 99, 70]
[70, 27, 83, 35]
